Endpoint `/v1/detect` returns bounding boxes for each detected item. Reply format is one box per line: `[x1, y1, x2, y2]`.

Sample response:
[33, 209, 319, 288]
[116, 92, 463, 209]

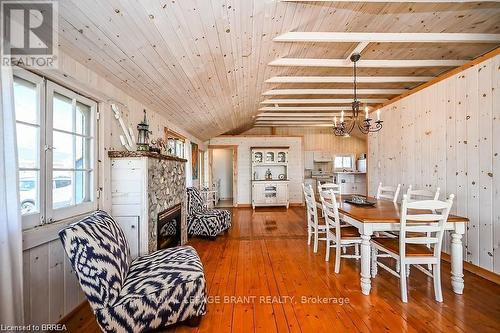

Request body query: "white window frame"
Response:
[46, 81, 98, 222]
[13, 68, 46, 229]
[13, 68, 98, 229]
[334, 154, 355, 171]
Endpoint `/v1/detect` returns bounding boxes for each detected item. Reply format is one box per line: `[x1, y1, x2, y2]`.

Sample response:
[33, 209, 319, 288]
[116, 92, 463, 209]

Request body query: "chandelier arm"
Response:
[357, 120, 369, 134]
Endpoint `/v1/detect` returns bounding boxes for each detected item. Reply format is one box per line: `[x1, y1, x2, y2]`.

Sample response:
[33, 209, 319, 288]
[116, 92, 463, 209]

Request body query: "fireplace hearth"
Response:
[157, 203, 182, 250]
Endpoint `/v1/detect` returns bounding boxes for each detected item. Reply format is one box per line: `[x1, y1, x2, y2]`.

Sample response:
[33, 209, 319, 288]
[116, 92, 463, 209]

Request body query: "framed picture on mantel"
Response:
[191, 142, 199, 180]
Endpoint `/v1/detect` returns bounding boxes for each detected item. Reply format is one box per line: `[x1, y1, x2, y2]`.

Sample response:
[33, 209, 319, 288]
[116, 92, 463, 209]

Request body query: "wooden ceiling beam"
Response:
[269, 58, 467, 68]
[262, 88, 406, 95]
[274, 32, 500, 43]
[281, 0, 500, 3]
[257, 112, 342, 117]
[265, 76, 433, 83]
[257, 117, 336, 121]
[259, 106, 348, 111]
[255, 123, 335, 127]
[261, 98, 387, 104]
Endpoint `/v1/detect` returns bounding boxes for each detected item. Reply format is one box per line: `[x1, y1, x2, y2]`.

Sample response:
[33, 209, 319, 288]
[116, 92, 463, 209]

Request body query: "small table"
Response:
[319, 196, 469, 296]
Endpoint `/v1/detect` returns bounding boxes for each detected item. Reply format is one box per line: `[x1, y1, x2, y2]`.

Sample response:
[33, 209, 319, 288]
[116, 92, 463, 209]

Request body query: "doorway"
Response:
[208, 145, 237, 208]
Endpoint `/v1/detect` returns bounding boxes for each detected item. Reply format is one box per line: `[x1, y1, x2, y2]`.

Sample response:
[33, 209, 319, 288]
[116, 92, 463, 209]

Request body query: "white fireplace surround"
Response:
[109, 151, 188, 257]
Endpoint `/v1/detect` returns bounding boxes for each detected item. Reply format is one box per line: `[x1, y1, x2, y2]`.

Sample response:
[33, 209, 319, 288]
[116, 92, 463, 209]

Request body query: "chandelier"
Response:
[333, 53, 383, 136]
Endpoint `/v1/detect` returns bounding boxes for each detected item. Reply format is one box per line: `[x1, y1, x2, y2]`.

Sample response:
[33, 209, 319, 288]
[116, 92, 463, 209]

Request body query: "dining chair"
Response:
[376, 182, 401, 203]
[406, 185, 440, 201]
[406, 185, 441, 272]
[317, 182, 341, 218]
[317, 182, 341, 196]
[302, 184, 328, 253]
[370, 194, 454, 303]
[320, 190, 361, 273]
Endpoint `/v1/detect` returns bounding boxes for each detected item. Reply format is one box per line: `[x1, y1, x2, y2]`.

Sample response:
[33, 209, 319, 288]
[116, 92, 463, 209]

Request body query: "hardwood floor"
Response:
[62, 207, 500, 333]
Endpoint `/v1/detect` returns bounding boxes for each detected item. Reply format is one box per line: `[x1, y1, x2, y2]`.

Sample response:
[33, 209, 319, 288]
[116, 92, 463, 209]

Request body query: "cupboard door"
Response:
[253, 151, 263, 164]
[277, 183, 288, 202]
[277, 151, 288, 163]
[265, 151, 275, 163]
[115, 216, 140, 259]
[305, 151, 314, 169]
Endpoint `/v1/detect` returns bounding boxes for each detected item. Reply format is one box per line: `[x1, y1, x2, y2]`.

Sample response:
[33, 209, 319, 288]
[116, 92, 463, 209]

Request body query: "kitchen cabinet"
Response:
[304, 151, 314, 169]
[335, 172, 367, 195]
[313, 151, 333, 162]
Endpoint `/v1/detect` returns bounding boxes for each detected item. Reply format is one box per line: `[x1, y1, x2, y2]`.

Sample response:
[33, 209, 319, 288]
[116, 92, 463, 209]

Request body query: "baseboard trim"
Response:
[441, 253, 500, 285]
[236, 203, 303, 208]
[237, 204, 252, 208]
[58, 301, 88, 324]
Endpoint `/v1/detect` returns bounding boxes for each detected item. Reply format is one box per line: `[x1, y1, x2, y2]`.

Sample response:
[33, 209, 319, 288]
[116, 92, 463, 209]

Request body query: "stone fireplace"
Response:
[109, 151, 188, 255]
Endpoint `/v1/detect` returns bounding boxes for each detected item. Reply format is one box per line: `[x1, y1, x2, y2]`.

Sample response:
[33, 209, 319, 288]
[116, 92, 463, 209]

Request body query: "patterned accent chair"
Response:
[59, 210, 207, 332]
[187, 187, 231, 237]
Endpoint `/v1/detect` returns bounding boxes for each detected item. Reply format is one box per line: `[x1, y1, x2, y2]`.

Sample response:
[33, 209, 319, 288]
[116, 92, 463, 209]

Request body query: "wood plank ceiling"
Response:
[56, 0, 500, 140]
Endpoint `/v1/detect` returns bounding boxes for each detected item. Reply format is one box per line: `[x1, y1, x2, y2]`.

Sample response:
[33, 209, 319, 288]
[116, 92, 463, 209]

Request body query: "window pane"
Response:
[75, 137, 91, 169]
[16, 123, 39, 169]
[343, 157, 352, 168]
[334, 156, 343, 168]
[53, 93, 73, 132]
[19, 170, 39, 215]
[74, 171, 90, 204]
[14, 77, 38, 124]
[53, 171, 73, 209]
[53, 131, 74, 169]
[76, 102, 91, 136]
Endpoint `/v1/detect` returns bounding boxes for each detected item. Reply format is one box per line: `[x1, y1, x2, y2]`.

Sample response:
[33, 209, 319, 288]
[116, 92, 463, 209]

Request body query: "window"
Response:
[13, 69, 98, 229]
[164, 128, 186, 159]
[334, 155, 354, 170]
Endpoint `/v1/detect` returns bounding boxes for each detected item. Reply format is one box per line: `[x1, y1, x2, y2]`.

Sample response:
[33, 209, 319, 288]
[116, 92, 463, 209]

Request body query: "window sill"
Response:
[22, 212, 93, 251]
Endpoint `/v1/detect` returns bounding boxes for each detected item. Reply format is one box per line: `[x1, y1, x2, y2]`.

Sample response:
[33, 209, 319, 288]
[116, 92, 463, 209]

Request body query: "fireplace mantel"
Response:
[108, 150, 187, 162]
[109, 153, 187, 257]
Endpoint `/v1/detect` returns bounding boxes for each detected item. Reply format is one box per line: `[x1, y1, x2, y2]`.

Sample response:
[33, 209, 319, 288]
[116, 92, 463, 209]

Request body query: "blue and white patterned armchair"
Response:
[187, 187, 231, 237]
[59, 210, 207, 332]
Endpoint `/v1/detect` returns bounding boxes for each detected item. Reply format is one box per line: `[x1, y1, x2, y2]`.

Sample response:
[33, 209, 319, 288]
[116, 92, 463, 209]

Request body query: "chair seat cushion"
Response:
[372, 238, 433, 256]
[328, 226, 360, 239]
[95, 246, 207, 332]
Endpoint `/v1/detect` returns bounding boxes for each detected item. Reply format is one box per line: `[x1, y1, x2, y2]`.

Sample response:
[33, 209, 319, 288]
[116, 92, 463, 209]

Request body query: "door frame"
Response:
[208, 145, 238, 207]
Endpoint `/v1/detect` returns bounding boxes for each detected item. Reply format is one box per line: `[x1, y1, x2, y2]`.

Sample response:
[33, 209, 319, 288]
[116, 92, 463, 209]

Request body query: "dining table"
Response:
[317, 196, 469, 296]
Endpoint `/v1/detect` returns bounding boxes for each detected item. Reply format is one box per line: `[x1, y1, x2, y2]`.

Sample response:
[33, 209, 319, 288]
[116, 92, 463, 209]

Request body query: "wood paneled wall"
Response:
[368, 54, 500, 273]
[243, 127, 367, 157]
[21, 49, 206, 324]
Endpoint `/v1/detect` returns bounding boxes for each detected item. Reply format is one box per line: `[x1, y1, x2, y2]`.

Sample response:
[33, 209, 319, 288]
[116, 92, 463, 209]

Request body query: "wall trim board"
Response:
[442, 253, 500, 285]
[215, 135, 304, 138]
[373, 47, 500, 111]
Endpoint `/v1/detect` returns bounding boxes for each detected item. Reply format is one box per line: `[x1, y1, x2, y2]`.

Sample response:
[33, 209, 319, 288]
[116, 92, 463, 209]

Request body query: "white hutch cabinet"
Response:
[251, 147, 290, 209]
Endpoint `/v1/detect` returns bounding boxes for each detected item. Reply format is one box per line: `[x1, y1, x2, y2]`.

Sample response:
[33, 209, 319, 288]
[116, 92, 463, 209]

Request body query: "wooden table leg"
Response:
[360, 231, 373, 295]
[451, 229, 465, 294]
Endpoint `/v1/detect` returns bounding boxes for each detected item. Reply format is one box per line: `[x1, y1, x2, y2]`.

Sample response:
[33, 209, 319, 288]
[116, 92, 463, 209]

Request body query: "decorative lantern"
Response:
[136, 109, 151, 151]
